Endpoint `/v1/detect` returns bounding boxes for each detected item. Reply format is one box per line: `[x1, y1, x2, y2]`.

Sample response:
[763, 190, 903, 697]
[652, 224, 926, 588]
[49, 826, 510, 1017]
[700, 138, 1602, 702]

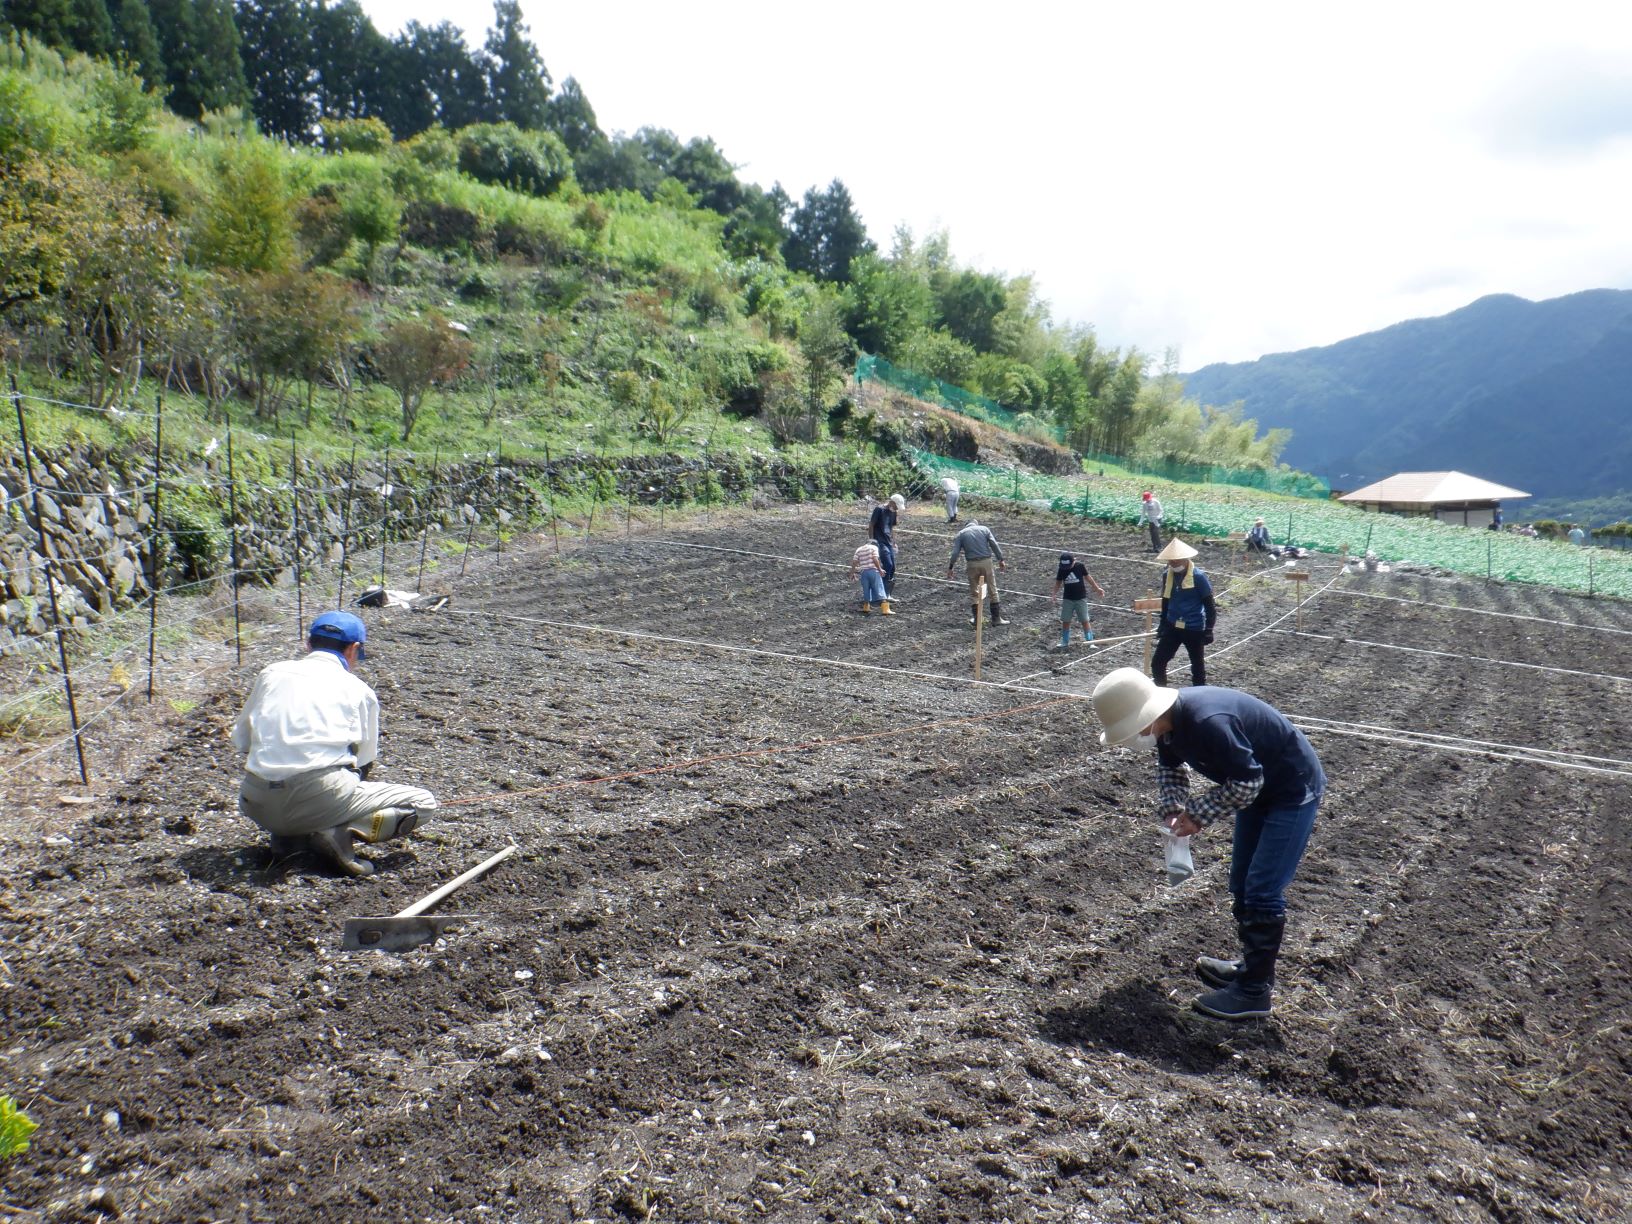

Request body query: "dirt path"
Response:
[3, 504, 1629, 1222]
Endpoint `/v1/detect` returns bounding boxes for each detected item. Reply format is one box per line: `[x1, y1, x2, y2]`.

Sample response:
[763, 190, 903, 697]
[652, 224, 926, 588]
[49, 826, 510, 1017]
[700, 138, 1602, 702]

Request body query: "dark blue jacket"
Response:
[1161, 562, 1216, 631]
[1157, 687, 1325, 807]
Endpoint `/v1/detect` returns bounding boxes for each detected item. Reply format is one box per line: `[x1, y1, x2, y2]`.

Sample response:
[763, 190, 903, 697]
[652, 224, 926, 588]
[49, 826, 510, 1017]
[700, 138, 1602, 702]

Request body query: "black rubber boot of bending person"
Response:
[1193, 911, 1284, 1020]
[969, 605, 980, 627]
[990, 602, 1010, 625]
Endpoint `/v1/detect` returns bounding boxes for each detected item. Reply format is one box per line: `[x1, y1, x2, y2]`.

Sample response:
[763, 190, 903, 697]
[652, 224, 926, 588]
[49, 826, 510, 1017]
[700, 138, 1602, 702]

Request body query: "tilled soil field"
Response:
[3, 502, 1631, 1223]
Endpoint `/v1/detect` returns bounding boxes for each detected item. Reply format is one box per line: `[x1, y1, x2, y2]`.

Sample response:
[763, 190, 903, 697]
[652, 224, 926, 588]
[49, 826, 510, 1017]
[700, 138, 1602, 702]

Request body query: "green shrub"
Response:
[161, 487, 227, 581]
[0, 1095, 37, 1160]
[456, 122, 572, 197]
[320, 116, 392, 155]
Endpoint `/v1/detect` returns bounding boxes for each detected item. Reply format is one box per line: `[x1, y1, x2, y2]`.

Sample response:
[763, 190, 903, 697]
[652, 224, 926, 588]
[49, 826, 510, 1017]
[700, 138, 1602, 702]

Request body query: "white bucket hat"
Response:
[889, 493, 906, 511]
[1154, 538, 1198, 562]
[1091, 667, 1178, 747]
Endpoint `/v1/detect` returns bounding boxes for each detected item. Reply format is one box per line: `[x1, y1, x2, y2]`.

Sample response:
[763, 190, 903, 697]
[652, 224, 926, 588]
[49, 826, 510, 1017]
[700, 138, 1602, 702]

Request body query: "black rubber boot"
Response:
[1193, 910, 1284, 1020]
[309, 825, 375, 877]
[1196, 899, 1245, 987]
[969, 605, 981, 627]
[990, 601, 1010, 626]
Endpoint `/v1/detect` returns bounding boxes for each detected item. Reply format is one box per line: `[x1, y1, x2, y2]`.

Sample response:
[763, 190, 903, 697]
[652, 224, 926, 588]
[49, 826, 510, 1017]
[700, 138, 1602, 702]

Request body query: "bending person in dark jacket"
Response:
[1091, 668, 1325, 1020]
[1151, 538, 1215, 687]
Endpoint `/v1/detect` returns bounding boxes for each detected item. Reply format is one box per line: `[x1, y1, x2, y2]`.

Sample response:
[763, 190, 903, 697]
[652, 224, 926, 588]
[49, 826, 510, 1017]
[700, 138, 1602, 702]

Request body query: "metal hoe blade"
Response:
[339, 844, 519, 952]
[341, 913, 476, 952]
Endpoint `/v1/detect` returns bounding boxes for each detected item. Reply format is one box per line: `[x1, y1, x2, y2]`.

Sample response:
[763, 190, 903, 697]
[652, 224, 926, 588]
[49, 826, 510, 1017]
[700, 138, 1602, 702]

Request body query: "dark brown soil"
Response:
[4, 503, 1630, 1223]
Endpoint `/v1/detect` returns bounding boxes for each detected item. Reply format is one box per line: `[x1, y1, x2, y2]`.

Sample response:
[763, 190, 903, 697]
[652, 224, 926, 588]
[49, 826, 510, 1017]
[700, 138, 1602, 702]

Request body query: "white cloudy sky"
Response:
[363, 0, 1632, 368]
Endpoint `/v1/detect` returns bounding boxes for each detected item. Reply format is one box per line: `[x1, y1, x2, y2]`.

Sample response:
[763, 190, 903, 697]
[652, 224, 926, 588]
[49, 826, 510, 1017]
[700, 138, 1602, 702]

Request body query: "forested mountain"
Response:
[1181, 290, 1632, 516]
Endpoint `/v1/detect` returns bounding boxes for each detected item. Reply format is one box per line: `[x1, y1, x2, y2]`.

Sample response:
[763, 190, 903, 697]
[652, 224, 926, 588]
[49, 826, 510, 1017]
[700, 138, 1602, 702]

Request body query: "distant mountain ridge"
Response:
[1181, 289, 1632, 518]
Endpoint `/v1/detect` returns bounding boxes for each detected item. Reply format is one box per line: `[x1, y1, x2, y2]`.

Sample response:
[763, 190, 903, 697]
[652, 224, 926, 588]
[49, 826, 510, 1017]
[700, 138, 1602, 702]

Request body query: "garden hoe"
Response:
[342, 844, 519, 951]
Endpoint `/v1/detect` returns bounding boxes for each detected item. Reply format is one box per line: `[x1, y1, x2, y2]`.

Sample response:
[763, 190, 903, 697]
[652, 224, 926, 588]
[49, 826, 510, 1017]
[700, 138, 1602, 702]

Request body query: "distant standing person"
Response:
[847, 538, 894, 616]
[1568, 524, 1587, 546]
[869, 493, 906, 601]
[947, 518, 1009, 627]
[1488, 507, 1503, 532]
[1151, 539, 1216, 687]
[1141, 491, 1164, 552]
[232, 612, 436, 877]
[942, 477, 960, 523]
[1090, 667, 1326, 1020]
[1052, 551, 1106, 650]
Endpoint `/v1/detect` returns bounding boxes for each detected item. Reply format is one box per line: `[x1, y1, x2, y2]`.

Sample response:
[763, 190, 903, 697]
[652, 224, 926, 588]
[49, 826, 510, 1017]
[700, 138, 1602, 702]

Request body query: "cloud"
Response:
[1477, 49, 1632, 155]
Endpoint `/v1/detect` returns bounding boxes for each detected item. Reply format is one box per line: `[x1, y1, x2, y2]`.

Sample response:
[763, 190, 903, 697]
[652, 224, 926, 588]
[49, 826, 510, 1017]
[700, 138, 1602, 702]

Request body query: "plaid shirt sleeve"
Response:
[1188, 775, 1263, 826]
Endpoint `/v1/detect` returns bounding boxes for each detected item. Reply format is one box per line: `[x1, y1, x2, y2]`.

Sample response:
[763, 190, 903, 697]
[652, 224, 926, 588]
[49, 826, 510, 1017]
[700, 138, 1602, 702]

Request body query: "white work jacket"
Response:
[232, 650, 380, 781]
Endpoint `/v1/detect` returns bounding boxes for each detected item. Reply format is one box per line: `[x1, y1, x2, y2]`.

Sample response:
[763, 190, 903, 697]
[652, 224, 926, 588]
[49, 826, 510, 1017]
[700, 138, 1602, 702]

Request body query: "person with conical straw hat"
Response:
[1151, 539, 1216, 688]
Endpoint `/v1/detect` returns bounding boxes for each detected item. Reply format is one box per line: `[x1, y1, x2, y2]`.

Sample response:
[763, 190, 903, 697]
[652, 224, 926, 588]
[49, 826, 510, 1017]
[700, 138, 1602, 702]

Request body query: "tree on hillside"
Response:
[68, 0, 114, 55]
[935, 267, 1006, 352]
[234, 0, 316, 141]
[112, 0, 165, 88]
[191, 143, 294, 273]
[310, 0, 392, 125]
[483, 0, 549, 129]
[2, 0, 74, 49]
[544, 75, 600, 154]
[783, 179, 873, 283]
[722, 182, 789, 261]
[374, 314, 473, 440]
[390, 20, 492, 134]
[842, 252, 932, 357]
[671, 136, 743, 215]
[147, 0, 249, 118]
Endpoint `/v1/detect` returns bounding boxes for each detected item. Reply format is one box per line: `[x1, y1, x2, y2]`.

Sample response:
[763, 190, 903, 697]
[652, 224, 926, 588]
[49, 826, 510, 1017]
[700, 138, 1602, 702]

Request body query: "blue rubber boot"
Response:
[1058, 627, 1072, 649]
[1082, 627, 1095, 643]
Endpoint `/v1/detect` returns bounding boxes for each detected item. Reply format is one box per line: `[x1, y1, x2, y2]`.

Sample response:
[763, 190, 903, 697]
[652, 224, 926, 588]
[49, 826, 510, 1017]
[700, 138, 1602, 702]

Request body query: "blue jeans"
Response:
[858, 570, 885, 603]
[874, 541, 896, 584]
[1227, 793, 1320, 918]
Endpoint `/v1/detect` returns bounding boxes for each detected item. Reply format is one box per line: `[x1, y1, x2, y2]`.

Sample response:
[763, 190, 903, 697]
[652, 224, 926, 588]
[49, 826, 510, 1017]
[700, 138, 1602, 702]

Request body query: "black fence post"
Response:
[494, 443, 504, 557]
[336, 442, 358, 608]
[417, 446, 438, 593]
[544, 443, 560, 556]
[460, 455, 481, 579]
[379, 445, 391, 589]
[227, 428, 242, 665]
[290, 435, 304, 641]
[11, 377, 89, 784]
[147, 391, 162, 702]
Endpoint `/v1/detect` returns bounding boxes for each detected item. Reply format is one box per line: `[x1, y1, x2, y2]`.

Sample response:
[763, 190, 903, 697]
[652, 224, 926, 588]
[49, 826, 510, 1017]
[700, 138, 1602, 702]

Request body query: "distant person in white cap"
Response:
[1151, 539, 1216, 687]
[1245, 517, 1272, 558]
[942, 477, 960, 523]
[869, 493, 907, 601]
[232, 611, 436, 877]
[1090, 666, 1325, 1020]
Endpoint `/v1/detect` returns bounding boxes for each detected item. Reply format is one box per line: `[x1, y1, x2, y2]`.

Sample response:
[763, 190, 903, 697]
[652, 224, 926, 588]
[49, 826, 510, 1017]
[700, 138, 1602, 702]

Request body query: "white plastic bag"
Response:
[1164, 832, 1194, 885]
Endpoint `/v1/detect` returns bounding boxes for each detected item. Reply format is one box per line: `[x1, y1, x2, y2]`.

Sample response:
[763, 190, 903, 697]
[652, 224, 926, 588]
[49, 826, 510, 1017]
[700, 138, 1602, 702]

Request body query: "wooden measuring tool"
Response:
[1286, 570, 1310, 631]
[1133, 594, 1162, 675]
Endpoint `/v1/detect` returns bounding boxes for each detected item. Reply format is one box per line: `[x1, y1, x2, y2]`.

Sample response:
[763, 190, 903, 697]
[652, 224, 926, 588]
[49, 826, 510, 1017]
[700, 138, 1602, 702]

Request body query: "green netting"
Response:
[912, 450, 1632, 599]
[1080, 450, 1328, 500]
[855, 354, 1066, 443]
[858, 353, 1327, 501]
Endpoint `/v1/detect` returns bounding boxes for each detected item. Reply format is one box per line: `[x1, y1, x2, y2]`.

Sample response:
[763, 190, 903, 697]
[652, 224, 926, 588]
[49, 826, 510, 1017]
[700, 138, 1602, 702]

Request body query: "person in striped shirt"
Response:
[848, 540, 894, 616]
[1091, 667, 1325, 1021]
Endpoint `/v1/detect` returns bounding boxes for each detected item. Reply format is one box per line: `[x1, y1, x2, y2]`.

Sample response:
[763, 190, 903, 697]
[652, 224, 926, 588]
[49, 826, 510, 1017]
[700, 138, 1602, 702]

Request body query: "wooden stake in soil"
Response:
[973, 578, 987, 679]
[1133, 595, 1162, 676]
[10, 377, 88, 784]
[543, 443, 560, 556]
[1287, 570, 1310, 631]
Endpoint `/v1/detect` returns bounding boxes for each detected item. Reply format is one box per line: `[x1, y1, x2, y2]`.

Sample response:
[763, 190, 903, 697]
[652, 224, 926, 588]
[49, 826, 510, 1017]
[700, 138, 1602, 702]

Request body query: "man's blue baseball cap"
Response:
[309, 610, 367, 659]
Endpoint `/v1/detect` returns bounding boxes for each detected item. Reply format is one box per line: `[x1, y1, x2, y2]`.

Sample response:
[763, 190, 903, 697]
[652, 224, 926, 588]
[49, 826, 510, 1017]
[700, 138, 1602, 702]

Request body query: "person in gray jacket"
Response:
[947, 519, 1009, 627]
